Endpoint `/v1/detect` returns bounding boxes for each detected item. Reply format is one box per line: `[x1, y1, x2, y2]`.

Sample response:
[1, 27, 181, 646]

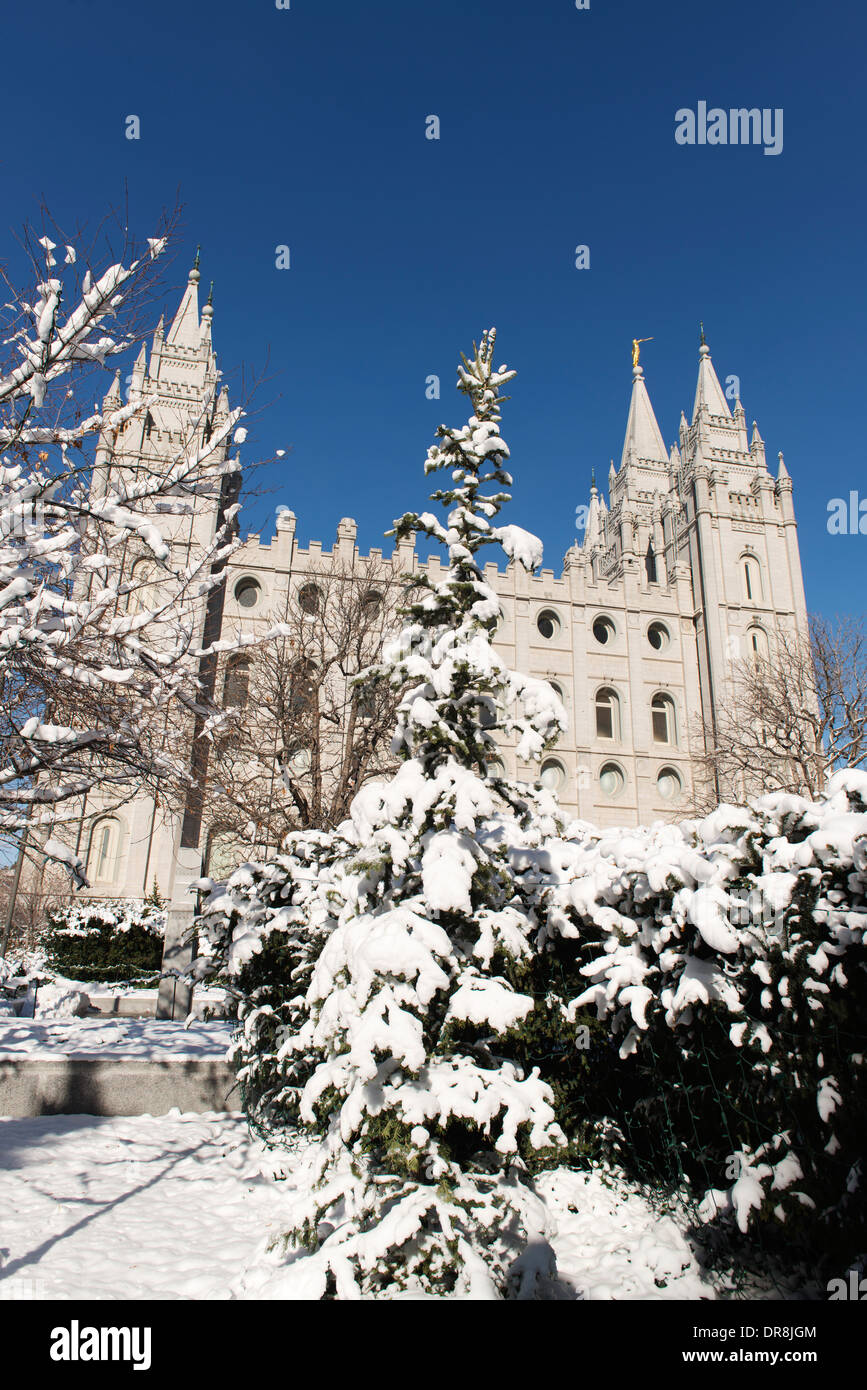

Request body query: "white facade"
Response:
[33, 266, 809, 906]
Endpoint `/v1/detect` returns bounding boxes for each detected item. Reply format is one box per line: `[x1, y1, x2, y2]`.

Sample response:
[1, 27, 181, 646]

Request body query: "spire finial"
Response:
[207, 280, 214, 306]
[591, 466, 597, 490]
[700, 320, 706, 346]
[193, 245, 201, 270]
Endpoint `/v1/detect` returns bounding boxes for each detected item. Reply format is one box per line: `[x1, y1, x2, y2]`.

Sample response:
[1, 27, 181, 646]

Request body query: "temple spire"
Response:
[583, 474, 604, 550]
[103, 369, 121, 409]
[621, 357, 668, 469]
[166, 252, 202, 348]
[692, 332, 731, 421]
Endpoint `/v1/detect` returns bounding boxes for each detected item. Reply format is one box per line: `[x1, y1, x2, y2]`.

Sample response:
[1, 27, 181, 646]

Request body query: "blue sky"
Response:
[3, 0, 865, 615]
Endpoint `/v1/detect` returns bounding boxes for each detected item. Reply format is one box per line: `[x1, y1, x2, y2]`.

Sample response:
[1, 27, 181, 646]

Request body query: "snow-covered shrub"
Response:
[43, 895, 166, 984]
[199, 332, 581, 1299]
[536, 772, 867, 1273]
[31, 981, 90, 1019]
[196, 831, 348, 1133]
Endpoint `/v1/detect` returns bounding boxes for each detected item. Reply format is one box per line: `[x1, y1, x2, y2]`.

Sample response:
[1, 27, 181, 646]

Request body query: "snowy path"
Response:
[0, 1110, 719, 1301]
[0, 1111, 287, 1300]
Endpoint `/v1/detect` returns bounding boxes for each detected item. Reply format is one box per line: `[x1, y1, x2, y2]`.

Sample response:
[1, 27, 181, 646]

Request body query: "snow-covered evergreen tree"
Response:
[201, 332, 577, 1298]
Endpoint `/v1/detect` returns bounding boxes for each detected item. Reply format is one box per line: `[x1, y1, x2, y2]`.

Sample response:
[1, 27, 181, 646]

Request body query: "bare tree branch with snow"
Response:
[0, 212, 267, 885]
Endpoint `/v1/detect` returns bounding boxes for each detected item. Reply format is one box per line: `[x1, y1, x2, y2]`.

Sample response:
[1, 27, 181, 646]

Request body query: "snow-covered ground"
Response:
[0, 1018, 233, 1060]
[0, 1112, 283, 1300]
[0, 1110, 722, 1301]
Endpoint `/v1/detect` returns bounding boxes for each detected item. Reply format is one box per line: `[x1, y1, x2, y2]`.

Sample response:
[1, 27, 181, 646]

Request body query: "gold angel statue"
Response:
[632, 336, 653, 367]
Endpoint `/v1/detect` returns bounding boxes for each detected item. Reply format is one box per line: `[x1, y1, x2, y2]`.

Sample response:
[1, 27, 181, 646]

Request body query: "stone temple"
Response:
[26, 259, 809, 915]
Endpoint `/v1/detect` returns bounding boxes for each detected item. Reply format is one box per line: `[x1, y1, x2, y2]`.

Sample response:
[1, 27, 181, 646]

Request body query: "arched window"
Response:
[87, 817, 122, 886]
[289, 659, 317, 717]
[742, 556, 762, 603]
[539, 759, 566, 793]
[599, 762, 625, 797]
[298, 583, 322, 617]
[204, 827, 239, 881]
[651, 692, 677, 745]
[362, 590, 382, 618]
[223, 657, 250, 710]
[747, 626, 769, 660]
[478, 695, 497, 729]
[126, 558, 159, 616]
[595, 687, 621, 741]
[645, 540, 658, 585]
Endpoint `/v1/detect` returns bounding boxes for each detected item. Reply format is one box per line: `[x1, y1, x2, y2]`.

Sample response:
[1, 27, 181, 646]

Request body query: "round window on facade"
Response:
[647, 621, 670, 651]
[549, 681, 565, 702]
[592, 616, 616, 646]
[537, 609, 561, 640]
[599, 762, 625, 797]
[234, 577, 261, 609]
[540, 758, 566, 793]
[657, 766, 682, 801]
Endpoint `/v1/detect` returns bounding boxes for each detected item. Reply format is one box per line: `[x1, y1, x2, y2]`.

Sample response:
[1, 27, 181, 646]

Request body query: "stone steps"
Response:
[0, 1055, 239, 1118]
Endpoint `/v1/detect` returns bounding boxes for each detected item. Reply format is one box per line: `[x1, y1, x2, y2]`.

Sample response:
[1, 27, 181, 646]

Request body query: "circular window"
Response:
[599, 762, 625, 797]
[298, 583, 321, 616]
[234, 578, 260, 609]
[657, 767, 682, 801]
[592, 616, 616, 645]
[549, 681, 565, 701]
[647, 622, 670, 651]
[537, 609, 561, 640]
[540, 759, 566, 793]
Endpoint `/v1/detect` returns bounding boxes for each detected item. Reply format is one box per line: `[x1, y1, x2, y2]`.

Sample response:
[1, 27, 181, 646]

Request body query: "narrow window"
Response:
[595, 687, 620, 741]
[651, 693, 676, 745]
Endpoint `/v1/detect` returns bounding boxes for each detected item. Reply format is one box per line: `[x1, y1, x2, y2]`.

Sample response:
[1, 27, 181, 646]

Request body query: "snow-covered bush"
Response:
[537, 772, 867, 1273]
[30, 980, 90, 1018]
[43, 895, 166, 983]
[199, 332, 580, 1298]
